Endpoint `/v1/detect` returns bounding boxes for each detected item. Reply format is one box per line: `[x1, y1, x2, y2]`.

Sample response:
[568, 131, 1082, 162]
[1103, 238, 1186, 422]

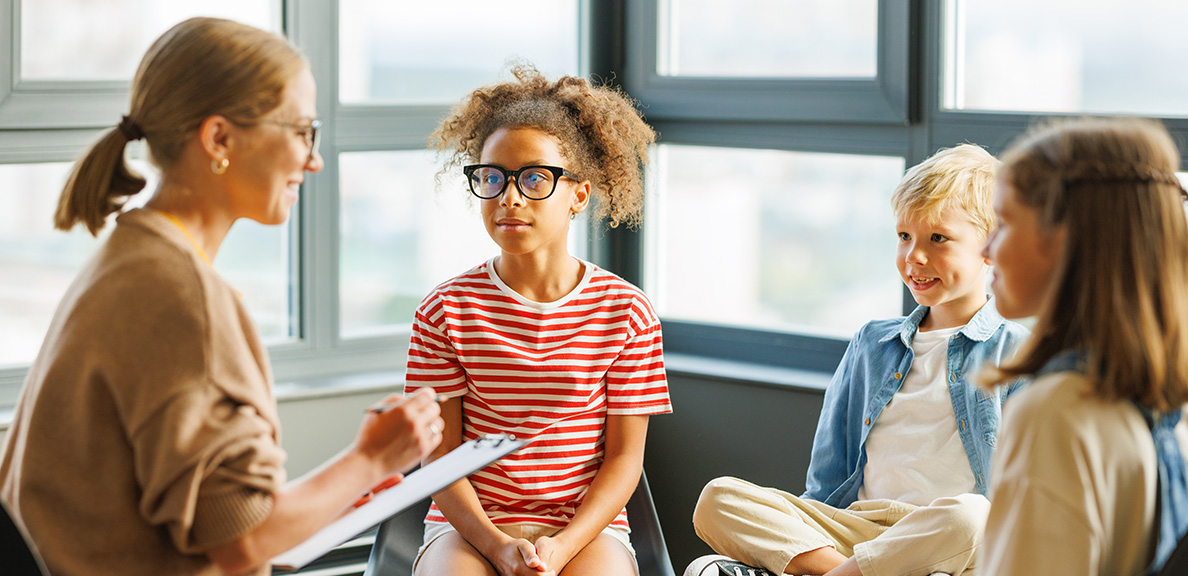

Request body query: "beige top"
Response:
[980, 370, 1188, 576]
[0, 209, 287, 576]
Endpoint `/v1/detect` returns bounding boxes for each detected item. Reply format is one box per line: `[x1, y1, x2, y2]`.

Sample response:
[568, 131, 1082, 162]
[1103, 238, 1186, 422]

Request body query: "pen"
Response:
[366, 393, 448, 414]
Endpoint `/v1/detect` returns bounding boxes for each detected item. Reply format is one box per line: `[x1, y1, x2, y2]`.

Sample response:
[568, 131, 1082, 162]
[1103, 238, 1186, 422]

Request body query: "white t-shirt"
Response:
[858, 325, 978, 505]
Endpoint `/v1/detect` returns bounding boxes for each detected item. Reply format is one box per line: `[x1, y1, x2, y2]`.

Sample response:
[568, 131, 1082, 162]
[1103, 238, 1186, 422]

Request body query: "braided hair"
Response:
[984, 117, 1188, 411]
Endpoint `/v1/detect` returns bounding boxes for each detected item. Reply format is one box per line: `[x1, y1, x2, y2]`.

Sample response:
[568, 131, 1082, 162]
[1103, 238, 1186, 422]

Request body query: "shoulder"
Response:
[583, 263, 658, 318]
[852, 316, 907, 344]
[1003, 371, 1145, 445]
[996, 319, 1031, 345]
[416, 261, 495, 308]
[86, 211, 212, 328]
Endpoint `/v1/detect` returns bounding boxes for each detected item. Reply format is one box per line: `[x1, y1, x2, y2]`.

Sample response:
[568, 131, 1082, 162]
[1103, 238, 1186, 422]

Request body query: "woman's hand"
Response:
[355, 388, 443, 476]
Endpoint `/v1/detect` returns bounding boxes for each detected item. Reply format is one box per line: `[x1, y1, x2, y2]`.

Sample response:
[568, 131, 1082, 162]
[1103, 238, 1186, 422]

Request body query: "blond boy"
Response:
[689, 145, 1029, 576]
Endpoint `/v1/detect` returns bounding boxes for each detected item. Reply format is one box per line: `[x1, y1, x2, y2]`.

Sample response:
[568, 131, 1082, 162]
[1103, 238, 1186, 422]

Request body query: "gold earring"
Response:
[211, 158, 229, 175]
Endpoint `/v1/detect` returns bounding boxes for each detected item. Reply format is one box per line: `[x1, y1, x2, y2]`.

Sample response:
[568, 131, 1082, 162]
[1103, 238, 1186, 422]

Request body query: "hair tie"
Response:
[117, 115, 145, 141]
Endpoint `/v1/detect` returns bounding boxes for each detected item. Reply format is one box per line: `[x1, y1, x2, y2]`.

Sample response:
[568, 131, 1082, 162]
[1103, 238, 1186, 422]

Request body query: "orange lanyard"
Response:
[155, 210, 213, 266]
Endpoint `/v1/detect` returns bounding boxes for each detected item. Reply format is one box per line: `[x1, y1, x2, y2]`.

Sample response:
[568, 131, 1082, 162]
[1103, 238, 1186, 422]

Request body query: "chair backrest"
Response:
[1, 499, 49, 576]
[362, 496, 432, 576]
[363, 470, 676, 576]
[629, 471, 677, 576]
[1158, 530, 1188, 576]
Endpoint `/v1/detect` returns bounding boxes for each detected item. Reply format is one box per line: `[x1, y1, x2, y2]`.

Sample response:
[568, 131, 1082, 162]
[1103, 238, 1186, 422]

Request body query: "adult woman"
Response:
[0, 17, 442, 576]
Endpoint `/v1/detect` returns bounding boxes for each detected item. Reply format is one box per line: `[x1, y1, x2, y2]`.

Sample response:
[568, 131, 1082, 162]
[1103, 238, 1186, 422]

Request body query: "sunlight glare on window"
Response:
[0, 160, 292, 368]
[644, 145, 904, 337]
[659, 0, 878, 78]
[21, 0, 279, 80]
[339, 0, 581, 104]
[944, 0, 1188, 115]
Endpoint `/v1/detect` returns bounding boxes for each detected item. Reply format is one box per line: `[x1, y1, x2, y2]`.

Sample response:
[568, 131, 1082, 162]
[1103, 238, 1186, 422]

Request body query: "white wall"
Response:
[277, 388, 396, 477]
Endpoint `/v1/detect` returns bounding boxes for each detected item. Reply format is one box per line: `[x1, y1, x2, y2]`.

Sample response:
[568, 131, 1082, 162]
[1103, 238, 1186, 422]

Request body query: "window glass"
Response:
[338, 0, 581, 104]
[658, 0, 878, 78]
[21, 1, 280, 81]
[945, 0, 1188, 115]
[339, 150, 588, 338]
[0, 161, 292, 368]
[644, 145, 905, 337]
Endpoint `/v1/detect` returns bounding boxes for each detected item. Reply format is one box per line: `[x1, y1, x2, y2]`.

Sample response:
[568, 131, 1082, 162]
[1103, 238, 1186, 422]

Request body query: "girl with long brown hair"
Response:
[980, 117, 1188, 575]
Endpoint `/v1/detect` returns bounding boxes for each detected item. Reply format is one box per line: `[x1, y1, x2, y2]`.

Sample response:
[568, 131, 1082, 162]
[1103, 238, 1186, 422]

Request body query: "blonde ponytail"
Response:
[54, 127, 146, 235]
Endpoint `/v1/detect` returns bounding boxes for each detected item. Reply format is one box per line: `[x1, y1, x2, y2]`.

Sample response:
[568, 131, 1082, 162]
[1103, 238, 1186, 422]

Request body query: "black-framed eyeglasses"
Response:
[463, 164, 578, 200]
[264, 119, 321, 161]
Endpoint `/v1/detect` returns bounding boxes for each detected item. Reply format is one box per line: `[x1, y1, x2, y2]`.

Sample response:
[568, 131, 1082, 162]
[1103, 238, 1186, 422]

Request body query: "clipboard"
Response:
[271, 433, 529, 570]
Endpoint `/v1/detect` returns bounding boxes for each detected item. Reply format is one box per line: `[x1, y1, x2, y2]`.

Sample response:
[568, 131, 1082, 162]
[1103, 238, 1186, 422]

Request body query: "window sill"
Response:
[664, 352, 832, 393]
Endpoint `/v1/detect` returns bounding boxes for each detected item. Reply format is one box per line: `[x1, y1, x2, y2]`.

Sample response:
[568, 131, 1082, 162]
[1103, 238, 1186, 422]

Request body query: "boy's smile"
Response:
[896, 206, 992, 330]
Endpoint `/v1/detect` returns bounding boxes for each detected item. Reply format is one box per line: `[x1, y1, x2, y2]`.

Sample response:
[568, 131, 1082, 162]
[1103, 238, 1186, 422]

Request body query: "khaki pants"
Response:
[692, 477, 990, 576]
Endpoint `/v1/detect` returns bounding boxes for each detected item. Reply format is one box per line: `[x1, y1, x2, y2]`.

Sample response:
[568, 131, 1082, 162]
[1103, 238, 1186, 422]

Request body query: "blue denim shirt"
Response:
[802, 298, 1029, 508]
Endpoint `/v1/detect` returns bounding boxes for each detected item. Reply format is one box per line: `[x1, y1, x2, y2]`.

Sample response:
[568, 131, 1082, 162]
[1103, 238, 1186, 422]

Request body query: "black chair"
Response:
[1, 499, 49, 576]
[364, 471, 675, 576]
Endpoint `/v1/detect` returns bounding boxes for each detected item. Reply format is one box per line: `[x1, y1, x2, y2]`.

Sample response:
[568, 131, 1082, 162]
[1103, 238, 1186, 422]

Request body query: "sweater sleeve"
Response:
[103, 234, 287, 554]
[131, 383, 286, 553]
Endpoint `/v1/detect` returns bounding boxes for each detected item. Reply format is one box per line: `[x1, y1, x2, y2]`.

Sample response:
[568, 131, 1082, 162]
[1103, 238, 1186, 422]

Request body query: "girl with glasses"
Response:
[405, 65, 670, 576]
[0, 18, 442, 576]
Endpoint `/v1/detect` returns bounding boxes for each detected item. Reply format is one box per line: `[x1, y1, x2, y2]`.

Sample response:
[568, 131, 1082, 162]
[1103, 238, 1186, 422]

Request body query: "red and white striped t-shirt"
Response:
[405, 258, 671, 529]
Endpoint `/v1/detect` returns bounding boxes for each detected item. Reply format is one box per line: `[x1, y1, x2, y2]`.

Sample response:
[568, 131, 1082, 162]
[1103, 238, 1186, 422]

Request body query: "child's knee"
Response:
[929, 493, 991, 542]
[693, 476, 748, 528]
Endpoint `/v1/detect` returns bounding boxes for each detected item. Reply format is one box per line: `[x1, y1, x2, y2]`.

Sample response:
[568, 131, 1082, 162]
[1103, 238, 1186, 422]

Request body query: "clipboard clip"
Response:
[474, 433, 516, 447]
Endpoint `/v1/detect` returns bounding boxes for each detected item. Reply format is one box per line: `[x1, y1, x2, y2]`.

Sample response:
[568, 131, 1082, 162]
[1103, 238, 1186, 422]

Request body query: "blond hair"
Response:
[891, 144, 999, 238]
[431, 65, 656, 229]
[984, 117, 1188, 411]
[55, 17, 307, 235]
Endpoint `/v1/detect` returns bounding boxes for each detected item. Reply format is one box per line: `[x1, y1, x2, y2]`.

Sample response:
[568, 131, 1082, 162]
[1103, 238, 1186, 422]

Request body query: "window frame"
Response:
[0, 0, 597, 406]
[6, 0, 1188, 406]
[616, 0, 1188, 372]
[622, 0, 913, 124]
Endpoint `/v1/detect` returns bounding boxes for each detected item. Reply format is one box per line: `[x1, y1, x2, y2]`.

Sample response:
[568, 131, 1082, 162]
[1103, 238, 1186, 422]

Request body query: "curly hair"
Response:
[431, 65, 657, 229]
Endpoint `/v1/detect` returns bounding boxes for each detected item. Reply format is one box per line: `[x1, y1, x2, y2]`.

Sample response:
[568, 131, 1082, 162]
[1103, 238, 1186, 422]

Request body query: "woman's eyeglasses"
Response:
[463, 164, 577, 200]
[264, 119, 321, 162]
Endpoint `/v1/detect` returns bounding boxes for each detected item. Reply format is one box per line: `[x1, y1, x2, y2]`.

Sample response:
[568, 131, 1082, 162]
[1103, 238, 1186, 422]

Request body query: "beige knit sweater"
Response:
[0, 208, 287, 576]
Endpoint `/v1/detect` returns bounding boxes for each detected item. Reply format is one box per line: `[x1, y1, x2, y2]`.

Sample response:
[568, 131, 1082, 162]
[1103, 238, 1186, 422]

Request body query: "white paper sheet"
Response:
[271, 434, 528, 570]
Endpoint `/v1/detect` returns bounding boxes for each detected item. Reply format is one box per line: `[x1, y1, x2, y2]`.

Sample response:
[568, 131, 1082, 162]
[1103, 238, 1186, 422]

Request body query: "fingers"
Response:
[518, 540, 544, 570]
[357, 388, 443, 472]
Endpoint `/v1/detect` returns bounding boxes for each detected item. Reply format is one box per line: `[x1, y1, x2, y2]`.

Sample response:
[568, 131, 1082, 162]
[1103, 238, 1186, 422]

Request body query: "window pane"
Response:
[338, 0, 581, 104]
[945, 0, 1188, 115]
[0, 161, 292, 368]
[21, 0, 280, 80]
[339, 151, 588, 338]
[659, 0, 878, 78]
[645, 145, 904, 337]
